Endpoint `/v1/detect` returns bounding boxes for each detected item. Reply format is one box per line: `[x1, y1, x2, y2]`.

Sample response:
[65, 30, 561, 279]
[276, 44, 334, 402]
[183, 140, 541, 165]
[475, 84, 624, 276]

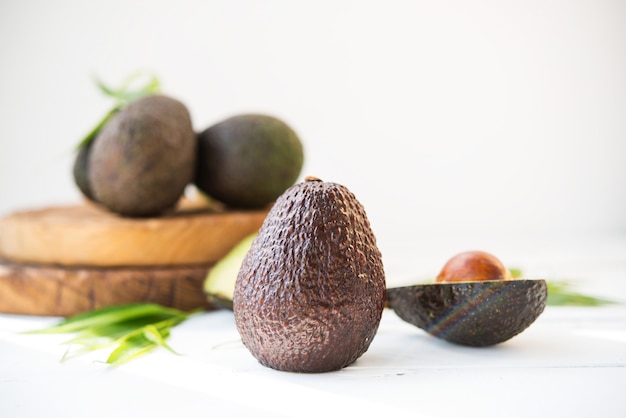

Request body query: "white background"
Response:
[1, 0, 625, 279]
[1, 5, 626, 417]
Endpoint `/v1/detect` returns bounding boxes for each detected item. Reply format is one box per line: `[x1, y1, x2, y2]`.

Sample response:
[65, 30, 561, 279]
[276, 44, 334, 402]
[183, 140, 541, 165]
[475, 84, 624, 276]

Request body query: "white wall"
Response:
[1, 0, 625, 279]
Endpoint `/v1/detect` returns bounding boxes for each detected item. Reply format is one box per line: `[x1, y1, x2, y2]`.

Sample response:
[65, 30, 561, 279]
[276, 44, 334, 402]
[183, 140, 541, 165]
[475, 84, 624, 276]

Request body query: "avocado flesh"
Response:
[203, 233, 256, 309]
[386, 279, 547, 347]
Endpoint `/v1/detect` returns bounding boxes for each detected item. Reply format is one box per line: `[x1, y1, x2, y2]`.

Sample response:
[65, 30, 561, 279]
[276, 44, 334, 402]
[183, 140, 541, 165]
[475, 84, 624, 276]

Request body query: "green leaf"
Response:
[25, 303, 184, 334]
[95, 71, 161, 103]
[509, 268, 618, 307]
[95, 78, 120, 98]
[546, 281, 616, 307]
[75, 106, 120, 149]
[106, 333, 161, 366]
[142, 324, 179, 355]
[76, 71, 161, 150]
[60, 314, 177, 346]
[106, 324, 179, 366]
[24, 303, 197, 366]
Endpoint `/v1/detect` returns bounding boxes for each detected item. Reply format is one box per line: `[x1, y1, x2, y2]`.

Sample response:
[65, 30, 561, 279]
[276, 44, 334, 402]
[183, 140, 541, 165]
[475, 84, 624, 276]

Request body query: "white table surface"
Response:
[1, 231, 626, 418]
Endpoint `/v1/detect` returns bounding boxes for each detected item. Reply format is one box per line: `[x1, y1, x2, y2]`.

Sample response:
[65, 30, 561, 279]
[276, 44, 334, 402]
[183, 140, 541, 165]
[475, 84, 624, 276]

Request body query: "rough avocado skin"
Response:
[233, 177, 386, 372]
[195, 114, 304, 209]
[88, 95, 196, 217]
[386, 280, 547, 346]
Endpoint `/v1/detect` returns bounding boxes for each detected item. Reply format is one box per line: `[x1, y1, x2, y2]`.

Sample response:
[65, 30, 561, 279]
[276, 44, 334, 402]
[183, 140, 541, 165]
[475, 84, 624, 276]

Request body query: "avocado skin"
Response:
[386, 280, 547, 346]
[233, 178, 386, 372]
[206, 294, 234, 310]
[88, 95, 196, 217]
[73, 142, 95, 201]
[195, 114, 304, 209]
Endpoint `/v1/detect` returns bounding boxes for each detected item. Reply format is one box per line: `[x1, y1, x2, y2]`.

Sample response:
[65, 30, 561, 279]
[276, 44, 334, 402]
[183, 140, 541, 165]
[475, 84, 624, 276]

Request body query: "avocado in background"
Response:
[233, 176, 386, 373]
[85, 95, 196, 217]
[195, 114, 304, 209]
[73, 142, 95, 201]
[204, 233, 256, 309]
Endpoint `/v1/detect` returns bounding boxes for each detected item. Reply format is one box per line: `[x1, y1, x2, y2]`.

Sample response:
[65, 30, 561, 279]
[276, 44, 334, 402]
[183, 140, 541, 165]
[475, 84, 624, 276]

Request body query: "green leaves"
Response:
[77, 71, 161, 149]
[546, 281, 617, 307]
[26, 303, 197, 366]
[509, 268, 617, 307]
[95, 71, 161, 104]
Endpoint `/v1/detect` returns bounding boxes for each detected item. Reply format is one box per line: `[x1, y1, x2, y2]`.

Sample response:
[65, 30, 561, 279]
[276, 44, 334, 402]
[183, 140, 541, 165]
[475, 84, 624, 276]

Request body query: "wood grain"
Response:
[0, 258, 215, 316]
[0, 200, 267, 267]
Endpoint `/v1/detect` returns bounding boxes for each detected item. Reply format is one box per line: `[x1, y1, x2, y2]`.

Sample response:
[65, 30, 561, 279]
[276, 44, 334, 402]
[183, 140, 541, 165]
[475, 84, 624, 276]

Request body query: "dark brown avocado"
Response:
[233, 176, 386, 372]
[72, 141, 95, 201]
[387, 279, 547, 346]
[195, 114, 304, 209]
[386, 251, 547, 346]
[87, 95, 196, 217]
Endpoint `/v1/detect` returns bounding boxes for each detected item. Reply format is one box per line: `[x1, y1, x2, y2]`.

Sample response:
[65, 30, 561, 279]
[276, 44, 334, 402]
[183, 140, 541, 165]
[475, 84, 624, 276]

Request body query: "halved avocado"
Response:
[386, 279, 547, 346]
[203, 233, 256, 309]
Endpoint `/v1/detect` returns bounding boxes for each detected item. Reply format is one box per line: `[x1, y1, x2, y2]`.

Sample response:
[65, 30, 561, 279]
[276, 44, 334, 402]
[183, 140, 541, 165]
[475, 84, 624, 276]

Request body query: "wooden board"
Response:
[0, 258, 215, 316]
[0, 200, 267, 267]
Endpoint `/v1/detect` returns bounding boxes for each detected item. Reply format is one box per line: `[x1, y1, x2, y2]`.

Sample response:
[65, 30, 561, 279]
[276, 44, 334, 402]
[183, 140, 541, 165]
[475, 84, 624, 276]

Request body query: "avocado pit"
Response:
[436, 250, 512, 283]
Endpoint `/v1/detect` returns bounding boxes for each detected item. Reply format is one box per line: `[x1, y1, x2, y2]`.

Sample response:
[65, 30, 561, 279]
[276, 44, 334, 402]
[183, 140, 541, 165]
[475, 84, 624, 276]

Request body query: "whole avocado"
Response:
[195, 114, 304, 209]
[85, 95, 196, 217]
[72, 142, 94, 201]
[233, 177, 386, 373]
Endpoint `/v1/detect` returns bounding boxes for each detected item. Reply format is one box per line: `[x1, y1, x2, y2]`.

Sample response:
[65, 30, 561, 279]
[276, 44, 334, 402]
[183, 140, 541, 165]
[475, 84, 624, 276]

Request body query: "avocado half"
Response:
[204, 233, 256, 309]
[386, 279, 547, 347]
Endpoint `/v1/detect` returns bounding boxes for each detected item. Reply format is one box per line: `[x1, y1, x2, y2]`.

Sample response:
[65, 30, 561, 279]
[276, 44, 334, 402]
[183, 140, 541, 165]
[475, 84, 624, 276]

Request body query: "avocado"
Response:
[72, 141, 94, 201]
[233, 176, 386, 372]
[386, 251, 547, 346]
[204, 233, 256, 309]
[87, 95, 196, 217]
[195, 114, 304, 209]
[387, 280, 547, 346]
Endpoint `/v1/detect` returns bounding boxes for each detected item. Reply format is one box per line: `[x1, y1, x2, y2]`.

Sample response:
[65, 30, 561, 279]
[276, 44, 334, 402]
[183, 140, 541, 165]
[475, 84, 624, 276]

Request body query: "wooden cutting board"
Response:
[0, 258, 214, 316]
[0, 198, 267, 316]
[0, 199, 268, 267]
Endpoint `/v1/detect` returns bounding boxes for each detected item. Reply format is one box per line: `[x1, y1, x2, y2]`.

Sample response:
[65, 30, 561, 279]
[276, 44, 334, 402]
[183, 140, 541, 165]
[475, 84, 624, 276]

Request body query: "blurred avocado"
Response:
[204, 233, 256, 309]
[195, 114, 304, 209]
[72, 142, 95, 201]
[233, 177, 386, 373]
[85, 95, 196, 217]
